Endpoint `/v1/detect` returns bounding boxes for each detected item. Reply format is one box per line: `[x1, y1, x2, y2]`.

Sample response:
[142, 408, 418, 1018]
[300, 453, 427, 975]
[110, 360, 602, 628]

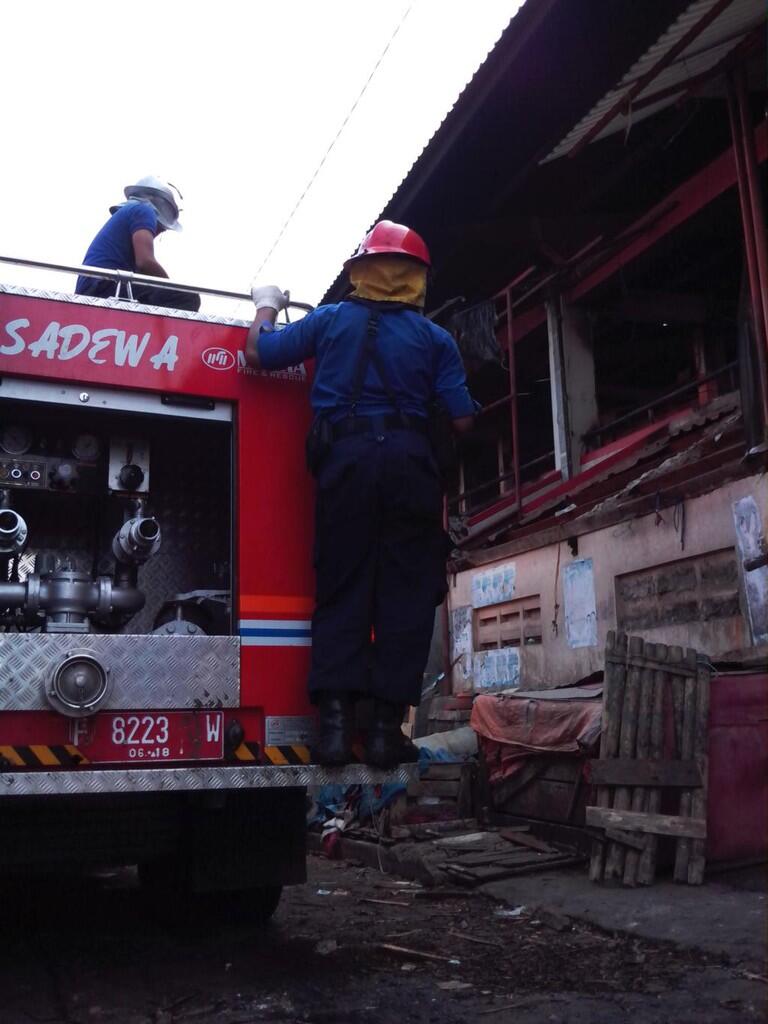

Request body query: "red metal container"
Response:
[707, 671, 768, 863]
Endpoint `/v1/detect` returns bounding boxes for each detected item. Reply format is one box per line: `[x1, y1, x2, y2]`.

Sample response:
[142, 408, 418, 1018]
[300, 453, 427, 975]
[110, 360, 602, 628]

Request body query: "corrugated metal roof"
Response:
[318, 4, 527, 303]
[544, 0, 765, 162]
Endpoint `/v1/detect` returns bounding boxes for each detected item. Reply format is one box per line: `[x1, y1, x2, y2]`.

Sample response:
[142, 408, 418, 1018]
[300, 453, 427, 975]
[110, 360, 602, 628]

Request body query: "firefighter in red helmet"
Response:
[348, 219, 431, 265]
[246, 221, 475, 767]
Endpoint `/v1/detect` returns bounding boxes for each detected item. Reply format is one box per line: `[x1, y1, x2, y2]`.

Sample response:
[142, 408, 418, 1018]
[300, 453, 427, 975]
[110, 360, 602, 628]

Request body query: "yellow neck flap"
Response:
[349, 255, 426, 308]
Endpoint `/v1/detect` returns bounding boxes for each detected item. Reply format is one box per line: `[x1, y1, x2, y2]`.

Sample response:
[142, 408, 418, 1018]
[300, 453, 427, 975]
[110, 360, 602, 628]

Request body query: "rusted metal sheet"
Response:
[707, 670, 768, 861]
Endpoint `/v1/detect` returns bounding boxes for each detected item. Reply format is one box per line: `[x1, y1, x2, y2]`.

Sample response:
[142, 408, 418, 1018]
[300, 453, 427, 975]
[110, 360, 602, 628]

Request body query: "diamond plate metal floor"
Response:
[0, 762, 417, 796]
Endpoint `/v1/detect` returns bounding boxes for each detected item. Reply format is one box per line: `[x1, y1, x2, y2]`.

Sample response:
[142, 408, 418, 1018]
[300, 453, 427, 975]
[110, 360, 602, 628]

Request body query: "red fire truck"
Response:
[0, 258, 401, 919]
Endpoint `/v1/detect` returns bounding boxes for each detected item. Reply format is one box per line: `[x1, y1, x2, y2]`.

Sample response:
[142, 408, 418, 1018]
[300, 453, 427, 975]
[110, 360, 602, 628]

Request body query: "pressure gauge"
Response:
[0, 424, 33, 456]
[72, 433, 101, 461]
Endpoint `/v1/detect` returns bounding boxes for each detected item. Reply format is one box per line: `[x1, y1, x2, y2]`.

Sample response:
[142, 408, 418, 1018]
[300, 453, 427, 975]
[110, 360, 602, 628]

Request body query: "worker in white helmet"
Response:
[75, 176, 200, 312]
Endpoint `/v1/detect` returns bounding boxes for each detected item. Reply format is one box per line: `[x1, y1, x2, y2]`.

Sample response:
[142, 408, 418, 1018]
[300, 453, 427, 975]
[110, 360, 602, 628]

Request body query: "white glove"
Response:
[251, 283, 290, 312]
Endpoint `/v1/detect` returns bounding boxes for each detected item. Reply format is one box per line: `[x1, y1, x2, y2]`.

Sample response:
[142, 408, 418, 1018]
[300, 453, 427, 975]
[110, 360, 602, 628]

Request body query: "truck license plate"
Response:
[72, 712, 224, 764]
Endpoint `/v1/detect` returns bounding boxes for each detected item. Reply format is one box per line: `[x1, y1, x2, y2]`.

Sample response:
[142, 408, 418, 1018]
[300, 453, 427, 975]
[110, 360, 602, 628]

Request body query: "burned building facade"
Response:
[327, 0, 767, 697]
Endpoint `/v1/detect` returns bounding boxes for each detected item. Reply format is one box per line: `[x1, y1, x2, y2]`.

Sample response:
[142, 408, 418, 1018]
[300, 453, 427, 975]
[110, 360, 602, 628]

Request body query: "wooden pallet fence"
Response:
[587, 632, 711, 887]
[589, 631, 627, 882]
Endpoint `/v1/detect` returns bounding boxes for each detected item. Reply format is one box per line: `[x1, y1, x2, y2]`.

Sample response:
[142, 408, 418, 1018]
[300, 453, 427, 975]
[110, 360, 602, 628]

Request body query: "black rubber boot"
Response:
[311, 692, 354, 767]
[364, 700, 420, 769]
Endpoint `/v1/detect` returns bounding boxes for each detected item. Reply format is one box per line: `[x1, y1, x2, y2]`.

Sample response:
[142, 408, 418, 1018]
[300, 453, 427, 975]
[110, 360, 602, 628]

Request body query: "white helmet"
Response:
[123, 175, 183, 231]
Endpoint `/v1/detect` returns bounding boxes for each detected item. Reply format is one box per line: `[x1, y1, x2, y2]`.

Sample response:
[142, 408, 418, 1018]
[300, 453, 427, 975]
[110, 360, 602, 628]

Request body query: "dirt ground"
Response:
[2, 854, 765, 1024]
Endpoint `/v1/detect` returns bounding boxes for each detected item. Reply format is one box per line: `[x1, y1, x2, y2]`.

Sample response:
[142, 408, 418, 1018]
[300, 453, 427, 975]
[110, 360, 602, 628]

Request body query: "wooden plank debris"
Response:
[586, 807, 706, 839]
[444, 852, 585, 886]
[499, 828, 557, 853]
[447, 929, 504, 949]
[310, 823, 577, 887]
[389, 762, 474, 828]
[623, 636, 654, 885]
[478, 1003, 528, 1015]
[450, 849, 548, 867]
[491, 758, 551, 808]
[588, 635, 711, 887]
[670, 646, 686, 758]
[673, 647, 699, 883]
[638, 642, 667, 885]
[359, 897, 411, 908]
[589, 630, 627, 881]
[604, 827, 646, 852]
[433, 831, 491, 847]
[376, 943, 459, 964]
[687, 654, 711, 885]
[402, 818, 479, 838]
[605, 635, 643, 881]
[590, 758, 702, 787]
[457, 762, 475, 818]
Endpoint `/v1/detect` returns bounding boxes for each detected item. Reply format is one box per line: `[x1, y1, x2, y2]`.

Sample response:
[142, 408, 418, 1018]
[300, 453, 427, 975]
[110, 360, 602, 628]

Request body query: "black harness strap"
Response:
[348, 311, 407, 426]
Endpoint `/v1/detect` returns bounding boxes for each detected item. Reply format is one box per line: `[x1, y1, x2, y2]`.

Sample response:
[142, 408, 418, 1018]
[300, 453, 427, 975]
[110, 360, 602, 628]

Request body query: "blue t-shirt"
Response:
[76, 202, 158, 295]
[257, 300, 476, 420]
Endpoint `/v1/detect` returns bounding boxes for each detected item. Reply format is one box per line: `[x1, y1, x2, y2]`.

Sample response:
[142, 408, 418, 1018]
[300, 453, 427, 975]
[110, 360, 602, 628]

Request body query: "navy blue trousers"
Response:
[80, 279, 201, 312]
[309, 429, 448, 707]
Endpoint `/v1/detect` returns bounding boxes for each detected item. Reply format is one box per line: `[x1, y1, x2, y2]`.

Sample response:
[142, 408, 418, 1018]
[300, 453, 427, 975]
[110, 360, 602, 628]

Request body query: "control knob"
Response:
[50, 462, 77, 488]
[118, 463, 145, 491]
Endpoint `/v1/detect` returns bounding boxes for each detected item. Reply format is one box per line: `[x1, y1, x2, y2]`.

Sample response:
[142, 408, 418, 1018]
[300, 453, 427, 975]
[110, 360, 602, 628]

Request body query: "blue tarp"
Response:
[308, 747, 463, 826]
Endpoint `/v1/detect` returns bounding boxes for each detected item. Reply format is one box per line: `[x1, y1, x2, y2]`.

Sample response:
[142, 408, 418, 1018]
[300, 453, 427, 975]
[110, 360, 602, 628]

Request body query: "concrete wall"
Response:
[448, 472, 768, 693]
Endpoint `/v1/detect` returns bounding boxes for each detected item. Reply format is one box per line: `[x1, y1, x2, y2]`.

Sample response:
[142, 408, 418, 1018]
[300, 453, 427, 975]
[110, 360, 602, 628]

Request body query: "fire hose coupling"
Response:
[0, 514, 161, 627]
[0, 507, 28, 556]
[112, 516, 162, 565]
[48, 649, 110, 717]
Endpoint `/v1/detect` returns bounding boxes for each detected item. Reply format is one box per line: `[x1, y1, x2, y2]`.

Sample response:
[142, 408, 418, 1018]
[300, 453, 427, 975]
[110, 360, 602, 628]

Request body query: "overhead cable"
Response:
[255, 2, 414, 275]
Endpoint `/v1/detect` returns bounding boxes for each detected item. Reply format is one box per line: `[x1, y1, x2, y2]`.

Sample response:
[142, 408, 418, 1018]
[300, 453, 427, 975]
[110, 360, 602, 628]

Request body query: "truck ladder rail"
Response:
[0, 254, 314, 314]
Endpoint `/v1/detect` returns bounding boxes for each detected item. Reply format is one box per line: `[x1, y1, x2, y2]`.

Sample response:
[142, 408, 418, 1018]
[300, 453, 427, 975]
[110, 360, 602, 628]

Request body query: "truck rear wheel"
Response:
[138, 859, 283, 924]
[138, 788, 304, 924]
[238, 884, 283, 923]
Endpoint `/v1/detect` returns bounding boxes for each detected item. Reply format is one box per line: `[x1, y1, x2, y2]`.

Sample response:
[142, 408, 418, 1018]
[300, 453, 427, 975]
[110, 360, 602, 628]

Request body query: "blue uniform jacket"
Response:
[257, 299, 475, 421]
[76, 202, 158, 295]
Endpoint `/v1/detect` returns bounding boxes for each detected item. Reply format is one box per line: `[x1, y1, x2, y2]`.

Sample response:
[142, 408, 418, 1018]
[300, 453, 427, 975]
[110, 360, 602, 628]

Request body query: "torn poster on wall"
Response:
[563, 558, 597, 648]
[472, 561, 516, 609]
[450, 605, 473, 686]
[732, 495, 768, 645]
[473, 648, 520, 690]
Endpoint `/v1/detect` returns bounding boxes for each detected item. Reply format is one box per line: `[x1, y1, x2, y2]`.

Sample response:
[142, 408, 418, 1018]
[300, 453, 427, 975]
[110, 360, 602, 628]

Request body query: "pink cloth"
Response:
[471, 691, 602, 785]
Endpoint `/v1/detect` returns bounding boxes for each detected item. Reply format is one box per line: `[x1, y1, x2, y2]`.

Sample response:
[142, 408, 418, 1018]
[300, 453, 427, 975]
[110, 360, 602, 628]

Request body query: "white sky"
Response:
[0, 1, 520, 318]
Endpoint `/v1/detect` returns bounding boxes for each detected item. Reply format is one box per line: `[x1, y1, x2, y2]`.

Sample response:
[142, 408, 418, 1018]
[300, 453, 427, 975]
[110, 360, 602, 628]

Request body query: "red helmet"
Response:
[345, 220, 431, 268]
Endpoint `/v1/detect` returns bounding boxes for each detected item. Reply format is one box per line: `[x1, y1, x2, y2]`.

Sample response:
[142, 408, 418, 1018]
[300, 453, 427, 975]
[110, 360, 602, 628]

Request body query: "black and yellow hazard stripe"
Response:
[233, 741, 262, 763]
[0, 744, 88, 768]
[260, 743, 367, 765]
[262, 744, 311, 766]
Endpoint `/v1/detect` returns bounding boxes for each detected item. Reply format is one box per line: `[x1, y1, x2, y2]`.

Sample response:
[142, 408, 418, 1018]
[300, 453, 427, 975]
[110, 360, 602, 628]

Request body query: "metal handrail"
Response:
[0, 254, 314, 314]
[448, 451, 556, 509]
[582, 361, 739, 444]
[475, 394, 513, 418]
[450, 362, 740, 515]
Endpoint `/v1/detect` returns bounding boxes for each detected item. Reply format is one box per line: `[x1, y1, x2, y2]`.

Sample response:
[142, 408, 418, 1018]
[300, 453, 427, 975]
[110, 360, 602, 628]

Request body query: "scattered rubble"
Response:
[2, 856, 764, 1024]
